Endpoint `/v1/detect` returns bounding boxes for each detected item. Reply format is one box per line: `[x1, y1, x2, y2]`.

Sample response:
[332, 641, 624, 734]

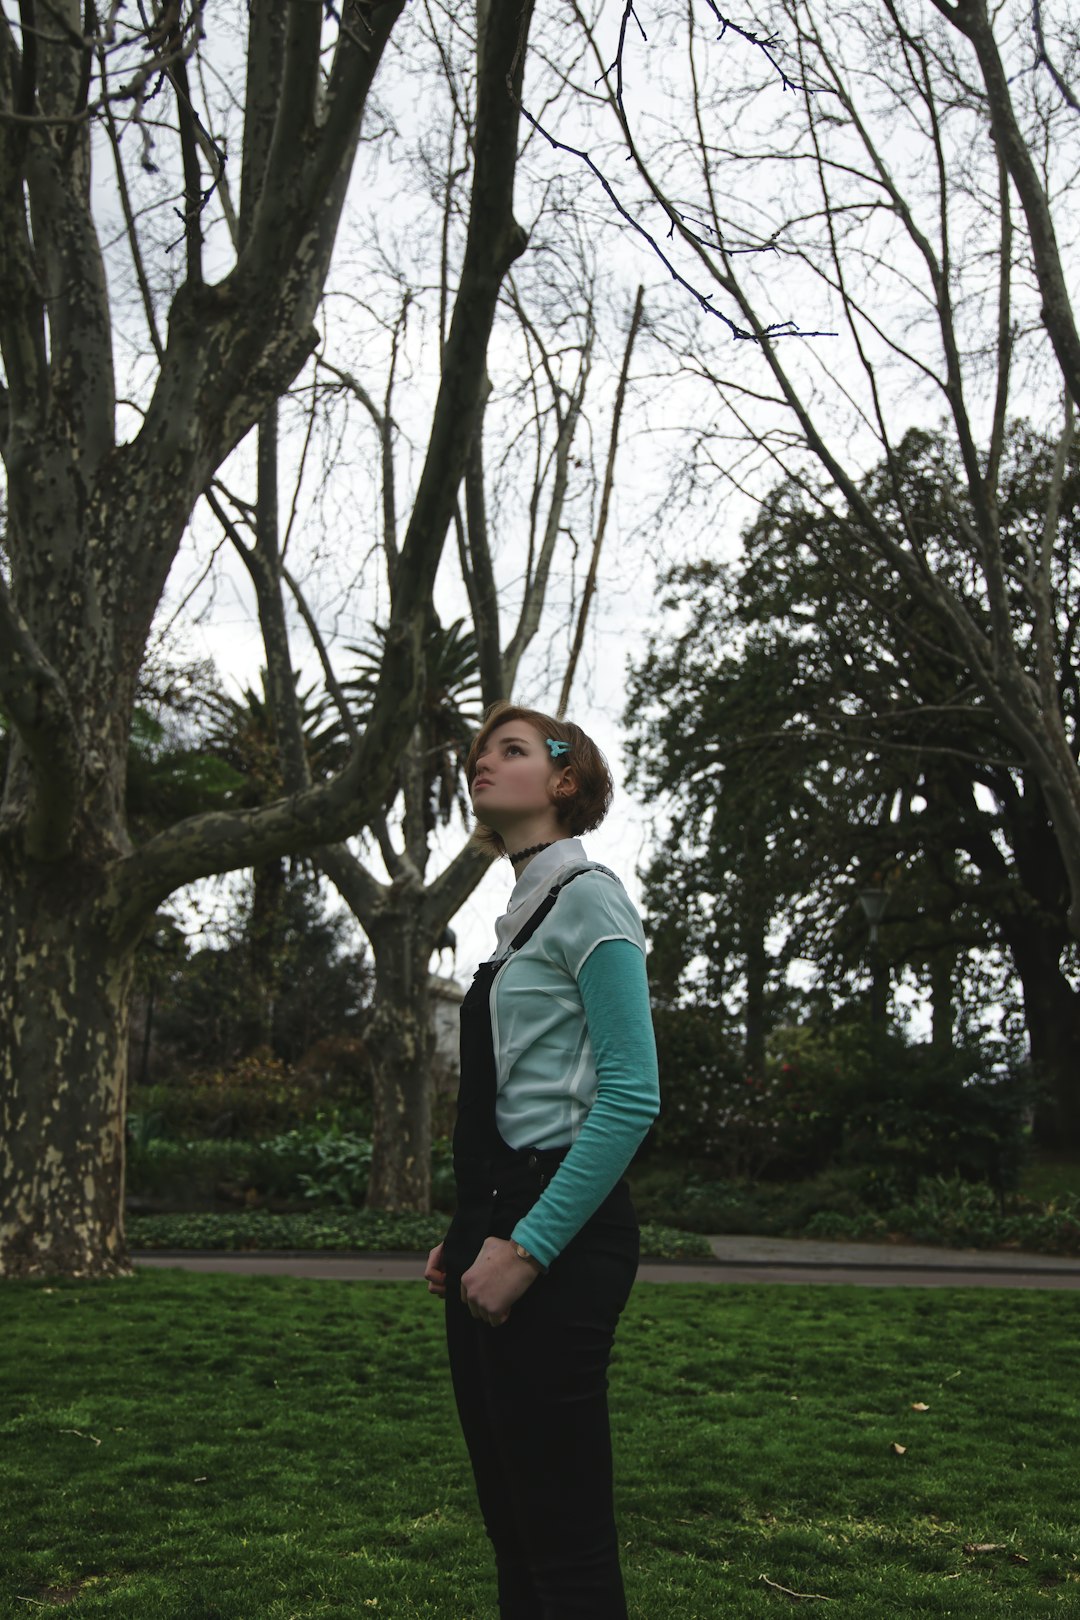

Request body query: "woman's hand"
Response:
[424, 1240, 447, 1298]
[460, 1236, 542, 1326]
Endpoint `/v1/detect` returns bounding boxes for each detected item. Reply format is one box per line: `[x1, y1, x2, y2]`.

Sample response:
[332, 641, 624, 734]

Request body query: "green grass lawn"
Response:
[3, 1273, 1079, 1618]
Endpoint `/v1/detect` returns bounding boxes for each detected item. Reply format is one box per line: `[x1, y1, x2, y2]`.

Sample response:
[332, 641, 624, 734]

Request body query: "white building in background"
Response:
[428, 974, 464, 1104]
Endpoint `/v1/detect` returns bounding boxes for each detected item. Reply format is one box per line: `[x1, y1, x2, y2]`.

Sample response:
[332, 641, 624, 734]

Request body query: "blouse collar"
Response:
[489, 836, 588, 957]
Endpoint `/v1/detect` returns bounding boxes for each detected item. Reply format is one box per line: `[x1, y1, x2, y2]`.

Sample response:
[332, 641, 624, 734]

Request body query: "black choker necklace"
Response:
[507, 840, 554, 865]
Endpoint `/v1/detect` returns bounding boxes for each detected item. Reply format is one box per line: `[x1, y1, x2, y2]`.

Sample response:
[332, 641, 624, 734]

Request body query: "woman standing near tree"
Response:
[424, 701, 660, 1620]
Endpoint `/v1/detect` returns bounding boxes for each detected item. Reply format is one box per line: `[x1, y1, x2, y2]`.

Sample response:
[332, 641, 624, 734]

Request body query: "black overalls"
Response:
[442, 867, 639, 1620]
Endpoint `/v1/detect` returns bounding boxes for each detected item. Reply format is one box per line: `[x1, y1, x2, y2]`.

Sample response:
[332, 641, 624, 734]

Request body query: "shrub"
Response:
[763, 1024, 1032, 1193]
[128, 1043, 371, 1142]
[644, 1009, 1031, 1194]
[128, 1125, 459, 1213]
[258, 1124, 372, 1206]
[626, 1157, 1080, 1255]
[648, 1007, 782, 1177]
[430, 1135, 456, 1213]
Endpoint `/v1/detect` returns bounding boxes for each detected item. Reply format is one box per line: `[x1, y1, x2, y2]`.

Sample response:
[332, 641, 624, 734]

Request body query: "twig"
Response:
[1032, 0, 1080, 115]
[518, 3, 836, 341]
[759, 1572, 833, 1600]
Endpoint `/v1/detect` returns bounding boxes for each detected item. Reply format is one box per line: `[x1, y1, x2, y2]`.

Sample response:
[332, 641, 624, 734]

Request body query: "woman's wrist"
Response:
[509, 1239, 546, 1274]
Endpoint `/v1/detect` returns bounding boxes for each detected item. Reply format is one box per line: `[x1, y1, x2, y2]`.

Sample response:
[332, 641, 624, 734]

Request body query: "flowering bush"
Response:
[129, 1038, 371, 1141]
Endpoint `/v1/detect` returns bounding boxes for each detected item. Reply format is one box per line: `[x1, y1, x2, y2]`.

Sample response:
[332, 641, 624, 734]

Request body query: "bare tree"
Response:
[229, 235, 645, 1211]
[0, 1, 538, 1278]
[563, 3, 1080, 936]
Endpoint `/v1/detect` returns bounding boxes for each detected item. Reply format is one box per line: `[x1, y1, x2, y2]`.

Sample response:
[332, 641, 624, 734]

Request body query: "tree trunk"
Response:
[364, 898, 435, 1211]
[0, 858, 137, 1278]
[928, 947, 956, 1051]
[1006, 919, 1080, 1151]
[244, 856, 287, 1051]
[869, 940, 889, 1031]
[742, 829, 769, 1078]
[0, 0, 533, 1278]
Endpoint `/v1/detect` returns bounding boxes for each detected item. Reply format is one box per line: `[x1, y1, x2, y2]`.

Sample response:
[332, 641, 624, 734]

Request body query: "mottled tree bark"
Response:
[0, 860, 135, 1278]
[0, 1, 474, 1279]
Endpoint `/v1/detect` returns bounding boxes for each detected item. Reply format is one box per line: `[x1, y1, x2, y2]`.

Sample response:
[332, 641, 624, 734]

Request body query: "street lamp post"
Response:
[858, 884, 889, 1030]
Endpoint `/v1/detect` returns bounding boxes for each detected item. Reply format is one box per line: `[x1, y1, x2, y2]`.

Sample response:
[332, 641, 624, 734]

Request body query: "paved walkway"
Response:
[131, 1234, 1080, 1290]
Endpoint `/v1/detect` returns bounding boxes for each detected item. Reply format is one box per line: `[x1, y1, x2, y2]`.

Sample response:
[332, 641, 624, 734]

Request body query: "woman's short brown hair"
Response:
[464, 702, 615, 859]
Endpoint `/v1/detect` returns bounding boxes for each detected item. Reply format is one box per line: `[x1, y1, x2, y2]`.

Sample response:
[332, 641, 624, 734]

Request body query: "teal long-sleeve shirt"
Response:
[508, 936, 660, 1268]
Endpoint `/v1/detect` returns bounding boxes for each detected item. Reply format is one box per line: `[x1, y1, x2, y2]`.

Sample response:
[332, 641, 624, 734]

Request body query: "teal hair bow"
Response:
[546, 738, 570, 758]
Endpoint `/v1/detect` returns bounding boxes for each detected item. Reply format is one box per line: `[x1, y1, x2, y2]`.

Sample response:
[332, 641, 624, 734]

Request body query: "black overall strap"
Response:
[445, 863, 612, 1263]
[502, 863, 597, 957]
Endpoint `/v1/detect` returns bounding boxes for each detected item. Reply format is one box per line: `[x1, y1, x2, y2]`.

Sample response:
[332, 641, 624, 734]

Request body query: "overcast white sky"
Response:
[126, 0, 1076, 1034]
[144, 2, 765, 984]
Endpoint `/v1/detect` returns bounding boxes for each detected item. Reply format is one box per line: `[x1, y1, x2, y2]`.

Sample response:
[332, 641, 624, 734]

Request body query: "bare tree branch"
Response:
[933, 0, 1080, 409]
[1033, 0, 1080, 115]
[557, 284, 643, 717]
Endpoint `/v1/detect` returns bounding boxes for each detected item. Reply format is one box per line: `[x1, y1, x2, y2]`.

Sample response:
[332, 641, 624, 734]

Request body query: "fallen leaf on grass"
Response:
[890, 1442, 907, 1454]
[911, 1402, 929, 1411]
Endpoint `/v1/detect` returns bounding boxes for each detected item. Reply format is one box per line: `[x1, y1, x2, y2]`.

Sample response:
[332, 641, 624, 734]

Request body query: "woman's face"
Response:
[470, 721, 569, 824]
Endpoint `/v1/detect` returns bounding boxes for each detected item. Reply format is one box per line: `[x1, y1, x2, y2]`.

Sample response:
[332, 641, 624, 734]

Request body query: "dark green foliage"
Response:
[646, 1006, 750, 1164]
[197, 667, 352, 803]
[129, 1043, 372, 1143]
[764, 1023, 1035, 1196]
[804, 1175, 1080, 1253]
[126, 652, 376, 1097]
[126, 707, 247, 837]
[627, 1162, 1080, 1254]
[126, 1119, 376, 1208]
[646, 1000, 1032, 1193]
[624, 422, 1080, 1141]
[134, 869, 374, 1099]
[126, 1122, 453, 1210]
[344, 613, 483, 837]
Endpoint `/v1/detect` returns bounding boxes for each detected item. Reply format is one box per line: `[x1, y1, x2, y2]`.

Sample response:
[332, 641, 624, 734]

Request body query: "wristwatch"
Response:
[510, 1241, 548, 1275]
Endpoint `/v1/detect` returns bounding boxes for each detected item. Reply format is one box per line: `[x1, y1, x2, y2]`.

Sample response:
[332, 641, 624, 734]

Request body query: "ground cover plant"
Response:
[123, 1208, 711, 1261]
[126, 1114, 1080, 1259]
[628, 1158, 1080, 1256]
[3, 1273, 1079, 1616]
